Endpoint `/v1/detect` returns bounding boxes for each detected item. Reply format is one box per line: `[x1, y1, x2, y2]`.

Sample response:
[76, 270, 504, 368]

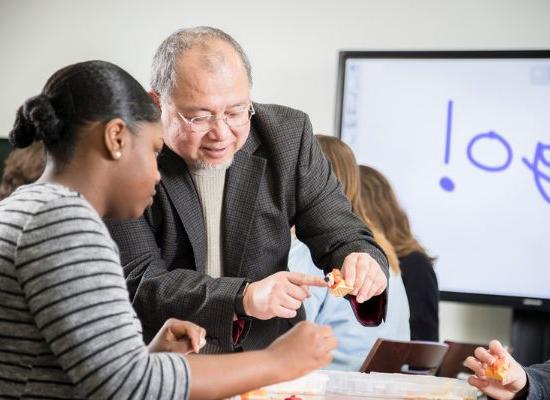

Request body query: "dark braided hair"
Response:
[9, 60, 160, 165]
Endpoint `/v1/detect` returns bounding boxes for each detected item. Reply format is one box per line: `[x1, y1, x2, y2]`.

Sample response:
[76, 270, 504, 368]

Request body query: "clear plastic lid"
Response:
[239, 372, 328, 400]
[322, 371, 477, 400]
[239, 371, 477, 400]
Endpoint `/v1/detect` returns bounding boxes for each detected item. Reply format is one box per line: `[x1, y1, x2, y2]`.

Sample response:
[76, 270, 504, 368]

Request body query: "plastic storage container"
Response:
[322, 371, 477, 400]
[238, 371, 477, 400]
[239, 372, 328, 399]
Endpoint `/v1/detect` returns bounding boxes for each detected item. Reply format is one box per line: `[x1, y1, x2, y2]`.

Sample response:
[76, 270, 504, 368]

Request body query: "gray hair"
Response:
[151, 26, 252, 100]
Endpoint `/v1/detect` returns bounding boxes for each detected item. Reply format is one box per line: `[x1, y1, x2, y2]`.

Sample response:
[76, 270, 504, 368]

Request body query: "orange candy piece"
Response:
[240, 388, 267, 399]
[329, 269, 343, 287]
[484, 357, 509, 381]
[326, 269, 353, 297]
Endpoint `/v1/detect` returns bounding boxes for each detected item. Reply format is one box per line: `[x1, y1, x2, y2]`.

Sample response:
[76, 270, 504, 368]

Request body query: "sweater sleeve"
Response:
[400, 252, 439, 341]
[524, 361, 550, 400]
[14, 196, 190, 399]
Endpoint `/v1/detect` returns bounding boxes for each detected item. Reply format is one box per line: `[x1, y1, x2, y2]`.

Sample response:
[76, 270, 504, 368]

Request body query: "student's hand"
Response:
[148, 318, 207, 355]
[341, 252, 387, 303]
[267, 321, 337, 380]
[464, 340, 527, 400]
[243, 271, 326, 320]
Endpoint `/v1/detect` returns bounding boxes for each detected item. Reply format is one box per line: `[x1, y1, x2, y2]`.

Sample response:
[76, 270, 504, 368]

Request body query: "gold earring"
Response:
[114, 151, 122, 160]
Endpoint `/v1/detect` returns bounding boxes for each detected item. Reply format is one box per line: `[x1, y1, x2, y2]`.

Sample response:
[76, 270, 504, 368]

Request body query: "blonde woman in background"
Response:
[287, 134, 410, 371]
[359, 164, 439, 341]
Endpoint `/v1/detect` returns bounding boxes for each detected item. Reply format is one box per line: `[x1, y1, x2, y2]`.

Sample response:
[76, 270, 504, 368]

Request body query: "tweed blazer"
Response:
[107, 103, 389, 352]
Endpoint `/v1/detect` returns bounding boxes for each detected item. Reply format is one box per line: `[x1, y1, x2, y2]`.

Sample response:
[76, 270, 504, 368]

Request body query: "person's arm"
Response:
[401, 253, 439, 341]
[522, 361, 550, 400]
[186, 321, 337, 399]
[294, 116, 388, 275]
[148, 318, 339, 399]
[16, 198, 190, 399]
[107, 211, 246, 350]
[109, 200, 328, 340]
[294, 115, 388, 323]
[464, 340, 528, 400]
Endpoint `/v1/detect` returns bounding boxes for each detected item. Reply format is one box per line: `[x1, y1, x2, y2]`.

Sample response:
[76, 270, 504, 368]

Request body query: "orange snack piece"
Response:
[240, 388, 267, 399]
[325, 269, 353, 297]
[484, 357, 509, 381]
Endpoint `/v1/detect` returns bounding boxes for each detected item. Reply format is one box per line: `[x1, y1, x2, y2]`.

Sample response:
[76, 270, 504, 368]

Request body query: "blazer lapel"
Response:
[158, 147, 207, 273]
[223, 126, 265, 277]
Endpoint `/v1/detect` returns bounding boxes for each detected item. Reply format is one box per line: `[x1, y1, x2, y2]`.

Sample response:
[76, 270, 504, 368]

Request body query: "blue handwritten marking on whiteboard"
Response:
[439, 99, 549, 205]
[466, 131, 513, 172]
[439, 100, 455, 191]
[522, 142, 550, 204]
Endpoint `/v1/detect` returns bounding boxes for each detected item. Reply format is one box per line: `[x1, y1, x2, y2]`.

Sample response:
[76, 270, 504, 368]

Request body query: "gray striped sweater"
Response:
[0, 183, 190, 399]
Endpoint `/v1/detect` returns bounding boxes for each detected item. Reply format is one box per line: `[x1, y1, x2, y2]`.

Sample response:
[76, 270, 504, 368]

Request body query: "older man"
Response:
[108, 26, 389, 353]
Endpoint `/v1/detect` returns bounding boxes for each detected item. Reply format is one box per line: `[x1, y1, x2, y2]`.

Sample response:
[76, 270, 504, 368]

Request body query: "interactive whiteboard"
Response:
[336, 51, 550, 310]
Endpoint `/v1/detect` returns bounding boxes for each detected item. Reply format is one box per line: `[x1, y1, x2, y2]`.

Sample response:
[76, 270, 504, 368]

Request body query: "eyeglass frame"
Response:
[176, 103, 255, 133]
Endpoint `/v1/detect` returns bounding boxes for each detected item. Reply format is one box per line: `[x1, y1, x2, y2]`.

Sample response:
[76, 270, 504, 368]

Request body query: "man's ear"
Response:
[103, 118, 128, 160]
[149, 90, 162, 110]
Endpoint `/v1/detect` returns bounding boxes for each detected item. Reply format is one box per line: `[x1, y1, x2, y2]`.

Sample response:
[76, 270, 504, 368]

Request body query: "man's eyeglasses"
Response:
[177, 104, 255, 134]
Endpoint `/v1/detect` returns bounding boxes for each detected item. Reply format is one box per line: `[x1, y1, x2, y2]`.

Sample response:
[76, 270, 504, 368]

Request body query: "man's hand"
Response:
[464, 340, 527, 400]
[341, 252, 387, 303]
[243, 271, 326, 320]
[148, 318, 207, 355]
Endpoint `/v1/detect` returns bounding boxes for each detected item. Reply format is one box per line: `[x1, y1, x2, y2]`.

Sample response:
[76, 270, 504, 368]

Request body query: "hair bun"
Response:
[9, 94, 63, 148]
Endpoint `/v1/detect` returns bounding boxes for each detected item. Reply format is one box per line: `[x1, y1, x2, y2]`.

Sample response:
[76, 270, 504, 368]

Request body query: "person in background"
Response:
[0, 141, 44, 200]
[107, 26, 389, 352]
[464, 340, 550, 400]
[359, 164, 440, 341]
[287, 134, 410, 371]
[0, 60, 337, 400]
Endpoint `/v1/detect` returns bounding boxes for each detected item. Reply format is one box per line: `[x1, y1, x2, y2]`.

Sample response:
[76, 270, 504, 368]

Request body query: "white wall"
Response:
[2, 0, 549, 346]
